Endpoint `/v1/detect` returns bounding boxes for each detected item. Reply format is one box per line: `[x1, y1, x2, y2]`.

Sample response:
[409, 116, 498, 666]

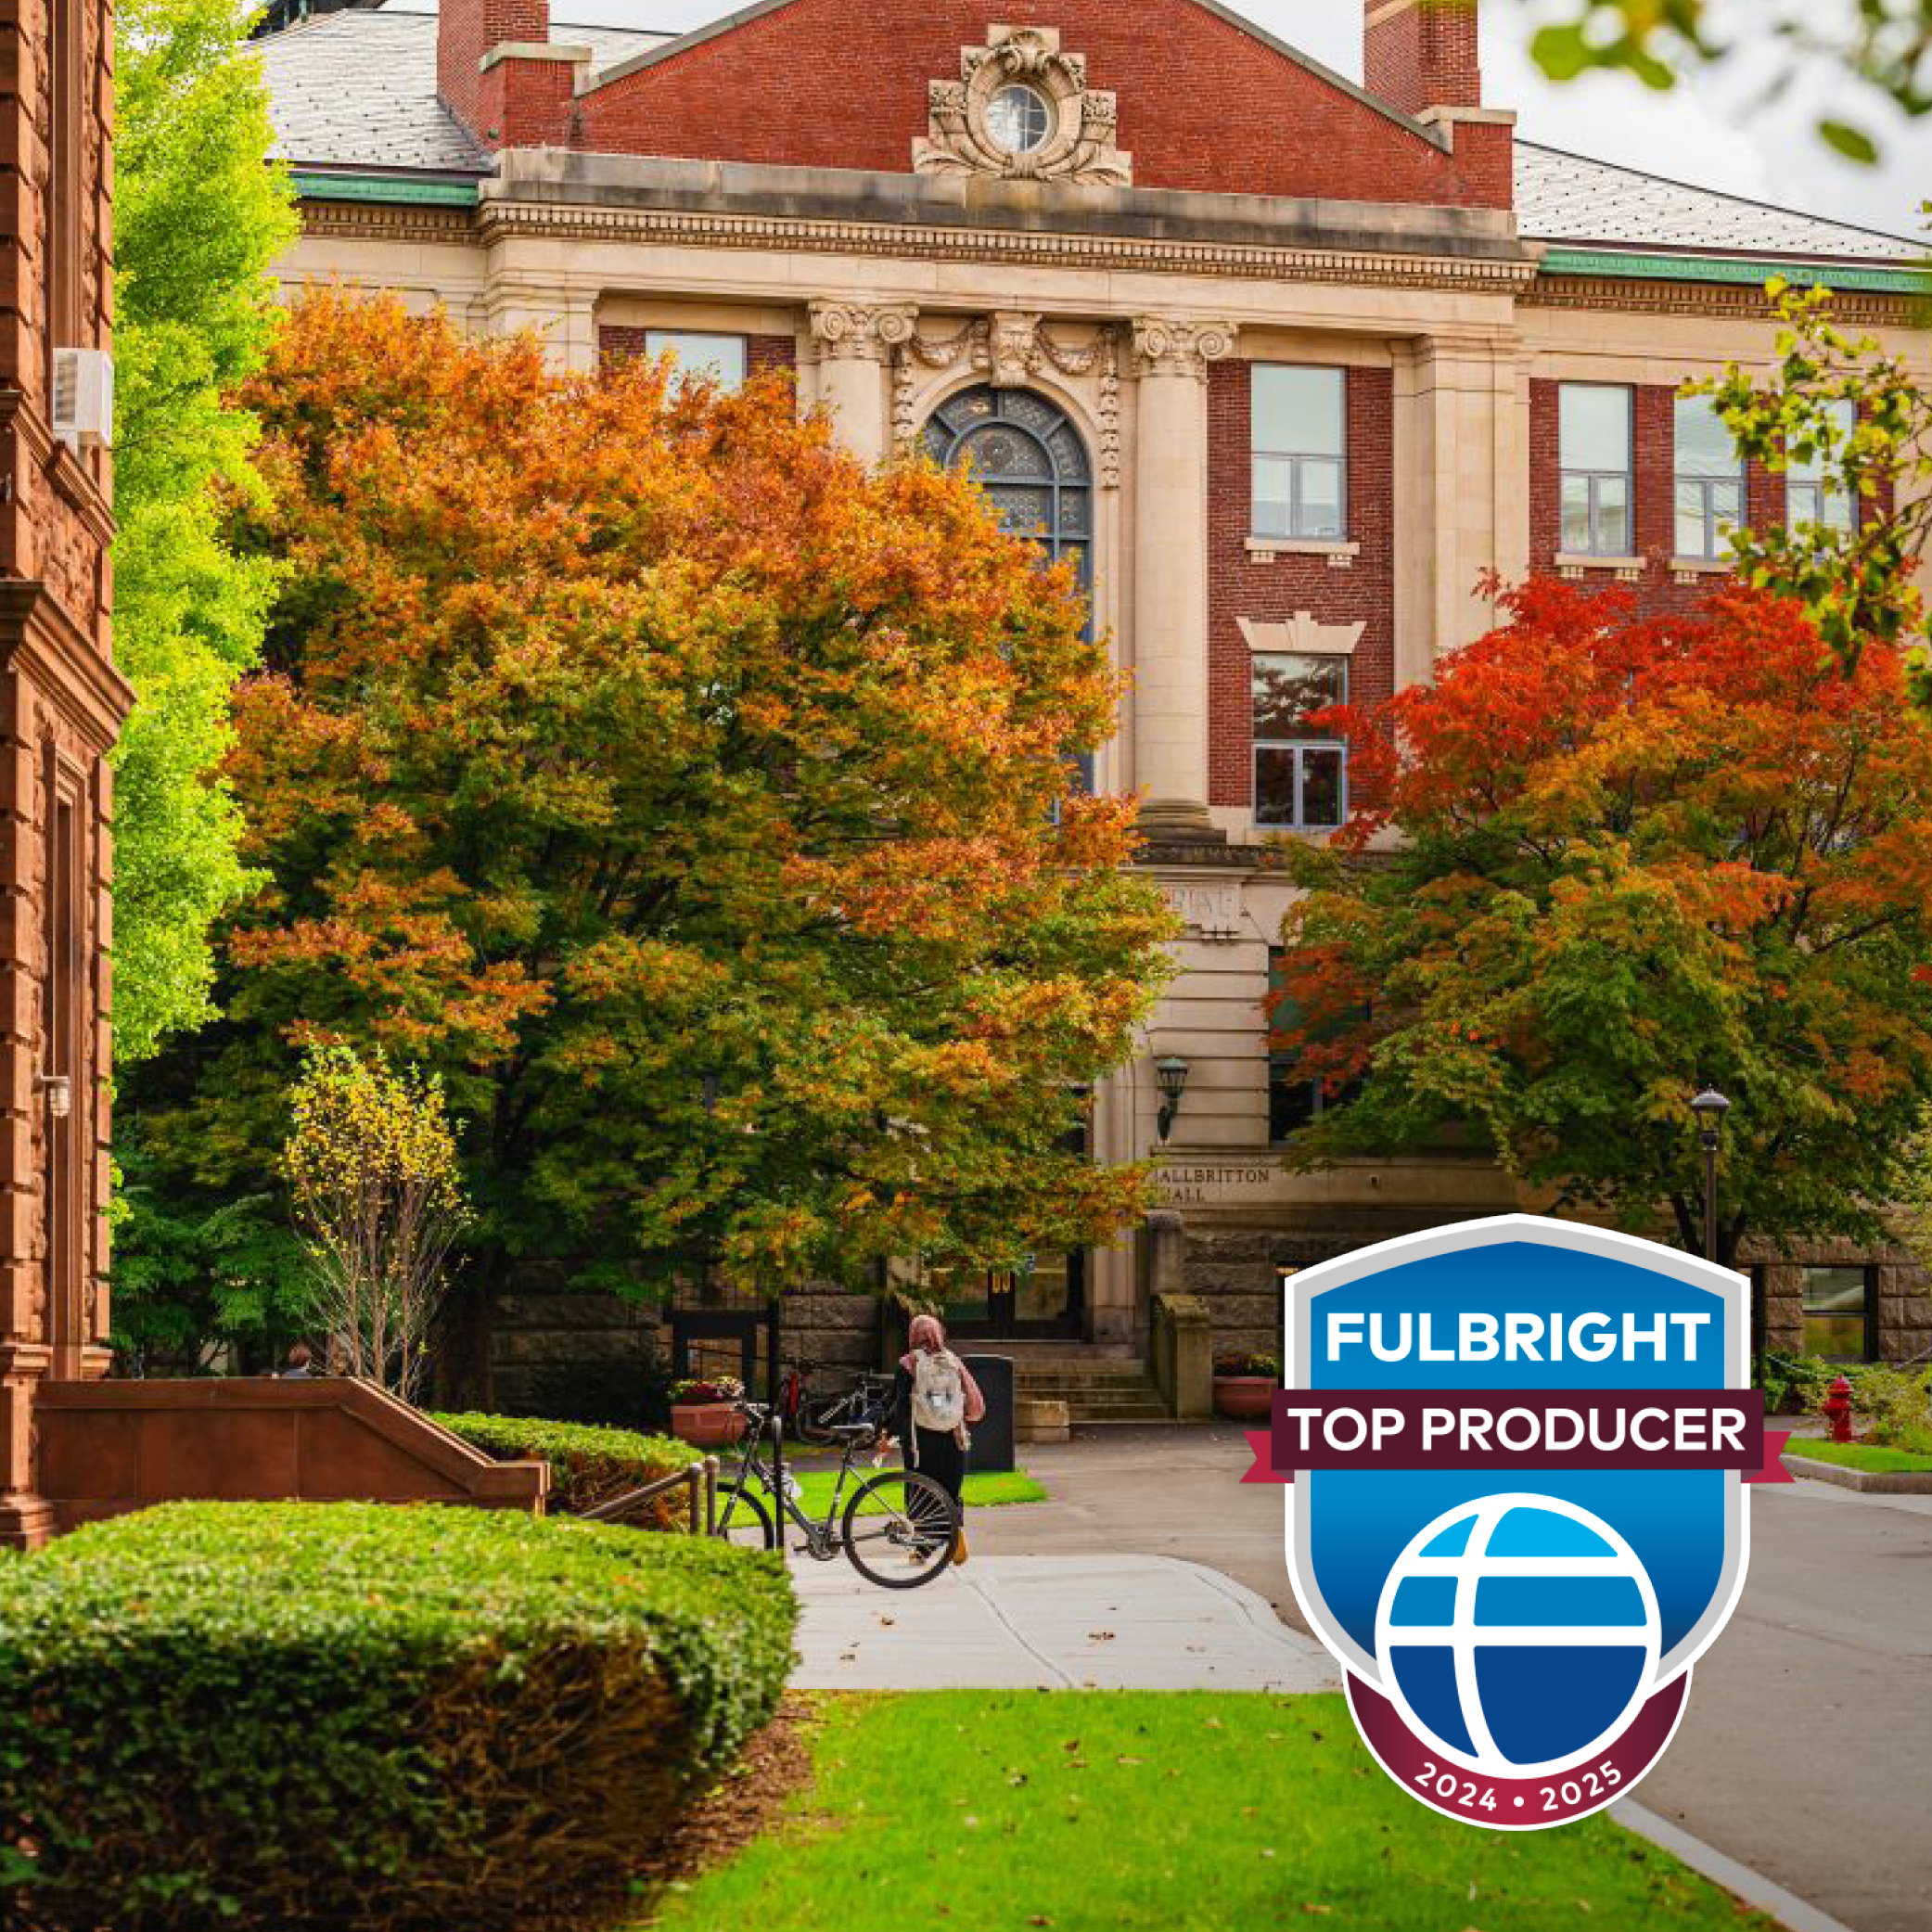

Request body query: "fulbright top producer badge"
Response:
[1264, 1215, 1790, 1829]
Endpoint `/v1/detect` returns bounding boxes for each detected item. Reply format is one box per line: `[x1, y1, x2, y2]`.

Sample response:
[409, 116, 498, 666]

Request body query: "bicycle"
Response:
[712, 1399, 961, 1590]
[784, 1362, 896, 1447]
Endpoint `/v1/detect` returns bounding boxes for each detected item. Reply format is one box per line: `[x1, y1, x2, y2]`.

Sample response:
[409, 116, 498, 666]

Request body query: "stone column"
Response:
[807, 300, 918, 461]
[1128, 316, 1237, 838]
[1395, 327, 1522, 687]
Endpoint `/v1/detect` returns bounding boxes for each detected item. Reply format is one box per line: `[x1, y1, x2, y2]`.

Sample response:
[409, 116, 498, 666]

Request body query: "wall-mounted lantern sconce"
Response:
[35, 1073, 71, 1120]
[1155, 1055, 1191, 1144]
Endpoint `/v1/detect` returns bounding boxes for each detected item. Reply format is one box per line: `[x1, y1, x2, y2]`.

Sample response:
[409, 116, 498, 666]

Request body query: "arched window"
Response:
[923, 386, 1095, 789]
[922, 386, 1093, 622]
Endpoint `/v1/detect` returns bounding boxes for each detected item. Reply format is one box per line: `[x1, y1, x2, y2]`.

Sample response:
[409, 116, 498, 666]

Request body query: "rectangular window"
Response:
[1801, 1265, 1873, 1362]
[1267, 953, 1363, 1143]
[1787, 398, 1856, 532]
[1674, 397, 1745, 560]
[1252, 653, 1347, 830]
[645, 331, 748, 392]
[1252, 365, 1347, 541]
[1558, 384, 1633, 557]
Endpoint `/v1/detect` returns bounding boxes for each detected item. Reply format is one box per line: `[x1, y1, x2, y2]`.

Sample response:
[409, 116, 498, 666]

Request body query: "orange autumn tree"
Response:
[1273, 577, 1932, 1270]
[136, 290, 1171, 1335]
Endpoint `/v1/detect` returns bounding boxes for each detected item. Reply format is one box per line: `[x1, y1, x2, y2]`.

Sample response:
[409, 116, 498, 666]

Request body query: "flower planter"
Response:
[670, 1401, 747, 1449]
[1213, 1375, 1275, 1422]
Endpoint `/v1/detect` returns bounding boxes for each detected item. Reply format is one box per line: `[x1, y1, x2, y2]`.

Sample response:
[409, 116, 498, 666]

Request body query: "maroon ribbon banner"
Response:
[1240, 1389, 1793, 1486]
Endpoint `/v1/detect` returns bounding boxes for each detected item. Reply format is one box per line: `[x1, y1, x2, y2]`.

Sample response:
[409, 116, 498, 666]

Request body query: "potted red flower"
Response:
[1213, 1350, 1279, 1422]
[668, 1375, 748, 1448]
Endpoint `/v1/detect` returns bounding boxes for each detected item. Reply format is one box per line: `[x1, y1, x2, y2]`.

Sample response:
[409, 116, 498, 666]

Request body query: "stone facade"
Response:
[255, 0, 1932, 1398]
[0, 0, 131, 1541]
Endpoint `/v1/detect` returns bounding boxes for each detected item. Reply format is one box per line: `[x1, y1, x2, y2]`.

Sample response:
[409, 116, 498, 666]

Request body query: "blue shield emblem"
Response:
[1280, 1215, 1765, 1827]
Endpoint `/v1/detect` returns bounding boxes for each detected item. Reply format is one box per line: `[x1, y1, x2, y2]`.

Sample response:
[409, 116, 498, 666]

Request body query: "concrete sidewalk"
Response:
[788, 1550, 1339, 1692]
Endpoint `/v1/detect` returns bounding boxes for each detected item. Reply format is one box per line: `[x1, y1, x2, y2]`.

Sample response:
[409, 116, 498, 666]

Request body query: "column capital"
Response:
[1129, 315, 1239, 381]
[808, 299, 920, 363]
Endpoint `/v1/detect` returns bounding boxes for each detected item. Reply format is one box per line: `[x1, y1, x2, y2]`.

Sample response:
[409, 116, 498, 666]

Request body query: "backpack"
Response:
[911, 1349, 967, 1434]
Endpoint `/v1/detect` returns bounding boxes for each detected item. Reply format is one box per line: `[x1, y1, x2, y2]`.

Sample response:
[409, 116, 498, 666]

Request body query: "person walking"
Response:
[886, 1312, 985, 1566]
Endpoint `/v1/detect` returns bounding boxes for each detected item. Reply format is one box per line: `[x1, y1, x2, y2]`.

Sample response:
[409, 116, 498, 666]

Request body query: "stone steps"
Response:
[1010, 1355, 1171, 1425]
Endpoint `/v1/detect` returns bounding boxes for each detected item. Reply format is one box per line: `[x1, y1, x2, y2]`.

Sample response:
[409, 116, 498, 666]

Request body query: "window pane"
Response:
[1253, 654, 1347, 738]
[1675, 483, 1708, 558]
[1595, 476, 1630, 555]
[1801, 1266, 1869, 1361]
[1711, 480, 1743, 535]
[1559, 384, 1631, 471]
[1560, 474, 1593, 553]
[1788, 397, 1856, 483]
[1254, 365, 1345, 458]
[644, 331, 748, 391]
[1298, 459, 1345, 538]
[1788, 480, 1819, 526]
[1675, 396, 1740, 479]
[1254, 746, 1298, 825]
[1252, 455, 1292, 536]
[1821, 489, 1855, 533]
[1301, 747, 1346, 828]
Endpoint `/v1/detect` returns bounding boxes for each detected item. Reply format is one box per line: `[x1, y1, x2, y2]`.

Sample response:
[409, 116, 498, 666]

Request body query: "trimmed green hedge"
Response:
[432, 1411, 702, 1524]
[0, 1501, 795, 1932]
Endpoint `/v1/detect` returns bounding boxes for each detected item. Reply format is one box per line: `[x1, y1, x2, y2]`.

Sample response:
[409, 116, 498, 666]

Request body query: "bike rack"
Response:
[579, 1455, 719, 1536]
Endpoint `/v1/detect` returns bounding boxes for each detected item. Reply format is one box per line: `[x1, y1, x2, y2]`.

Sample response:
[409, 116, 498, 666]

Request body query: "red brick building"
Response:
[257, 0, 1931, 1402]
[0, 0, 130, 1542]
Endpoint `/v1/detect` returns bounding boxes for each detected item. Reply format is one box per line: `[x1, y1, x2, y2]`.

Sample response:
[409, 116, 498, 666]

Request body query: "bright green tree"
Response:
[112, 0, 296, 1063]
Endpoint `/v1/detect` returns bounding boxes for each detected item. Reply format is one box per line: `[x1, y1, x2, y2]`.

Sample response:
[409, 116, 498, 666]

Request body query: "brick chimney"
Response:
[438, 0, 586, 149]
[1364, 0, 1482, 118]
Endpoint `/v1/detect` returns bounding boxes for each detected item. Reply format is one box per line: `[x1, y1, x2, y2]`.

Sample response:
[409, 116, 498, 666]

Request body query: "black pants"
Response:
[908, 1424, 966, 1506]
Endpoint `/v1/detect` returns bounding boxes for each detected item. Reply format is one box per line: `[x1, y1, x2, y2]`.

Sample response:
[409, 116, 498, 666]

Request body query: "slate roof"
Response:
[258, 6, 1922, 264]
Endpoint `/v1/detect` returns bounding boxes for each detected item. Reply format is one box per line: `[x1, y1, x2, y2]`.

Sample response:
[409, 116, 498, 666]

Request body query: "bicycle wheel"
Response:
[712, 1481, 776, 1552]
[841, 1468, 960, 1589]
[793, 1394, 851, 1448]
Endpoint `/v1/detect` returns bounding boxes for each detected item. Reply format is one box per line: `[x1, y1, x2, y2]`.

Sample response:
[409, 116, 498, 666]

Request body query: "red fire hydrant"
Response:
[1822, 1375, 1855, 1444]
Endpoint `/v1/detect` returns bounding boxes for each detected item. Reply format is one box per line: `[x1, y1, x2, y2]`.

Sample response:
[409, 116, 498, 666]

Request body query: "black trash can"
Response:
[963, 1353, 1016, 1475]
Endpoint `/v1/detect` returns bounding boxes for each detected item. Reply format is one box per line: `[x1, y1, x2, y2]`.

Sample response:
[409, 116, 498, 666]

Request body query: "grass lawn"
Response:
[1785, 1437, 1932, 1473]
[730, 1466, 1046, 1518]
[639, 1693, 1782, 1932]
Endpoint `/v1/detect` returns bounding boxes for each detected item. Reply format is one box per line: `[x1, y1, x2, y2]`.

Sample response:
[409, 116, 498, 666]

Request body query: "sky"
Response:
[398, 0, 1930, 242]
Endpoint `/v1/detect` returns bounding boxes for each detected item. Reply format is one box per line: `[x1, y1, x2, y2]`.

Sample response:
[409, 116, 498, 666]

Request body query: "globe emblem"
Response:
[1375, 1494, 1662, 1778]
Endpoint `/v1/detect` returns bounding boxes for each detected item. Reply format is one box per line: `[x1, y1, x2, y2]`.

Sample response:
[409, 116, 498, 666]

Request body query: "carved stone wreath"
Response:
[913, 25, 1132, 186]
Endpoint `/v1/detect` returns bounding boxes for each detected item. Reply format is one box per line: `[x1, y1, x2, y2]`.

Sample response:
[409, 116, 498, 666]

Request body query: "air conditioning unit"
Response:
[51, 347, 113, 453]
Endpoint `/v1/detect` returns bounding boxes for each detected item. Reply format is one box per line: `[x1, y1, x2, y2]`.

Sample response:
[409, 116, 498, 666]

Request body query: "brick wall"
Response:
[1206, 359, 1396, 809]
[438, 0, 555, 147]
[1363, 0, 1481, 116]
[1528, 377, 1787, 621]
[569, 0, 1511, 210]
[1, 0, 129, 1545]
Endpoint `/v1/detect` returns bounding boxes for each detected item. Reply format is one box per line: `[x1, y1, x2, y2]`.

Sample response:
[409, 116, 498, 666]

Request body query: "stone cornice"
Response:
[473, 198, 1542, 296]
[1522, 271, 1921, 327]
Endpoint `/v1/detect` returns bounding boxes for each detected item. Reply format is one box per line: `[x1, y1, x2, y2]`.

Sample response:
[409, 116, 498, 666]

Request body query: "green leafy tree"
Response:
[131, 292, 1171, 1389]
[1273, 576, 1932, 1270]
[112, 0, 296, 1063]
[1695, 283, 1932, 685]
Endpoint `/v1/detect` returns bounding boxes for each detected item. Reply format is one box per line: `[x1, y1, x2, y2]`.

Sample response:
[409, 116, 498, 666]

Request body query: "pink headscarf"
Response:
[901, 1312, 986, 1424]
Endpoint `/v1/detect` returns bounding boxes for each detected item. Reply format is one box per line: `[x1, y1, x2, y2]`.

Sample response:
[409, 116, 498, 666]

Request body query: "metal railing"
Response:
[578, 1455, 718, 1535]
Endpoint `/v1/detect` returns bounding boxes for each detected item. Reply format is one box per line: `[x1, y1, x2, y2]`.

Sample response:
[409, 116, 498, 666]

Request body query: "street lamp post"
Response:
[1690, 1088, 1732, 1264]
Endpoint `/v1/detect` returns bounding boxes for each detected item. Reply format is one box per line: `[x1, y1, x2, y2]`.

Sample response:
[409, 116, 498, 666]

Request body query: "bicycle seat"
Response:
[826, 1421, 880, 1445]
